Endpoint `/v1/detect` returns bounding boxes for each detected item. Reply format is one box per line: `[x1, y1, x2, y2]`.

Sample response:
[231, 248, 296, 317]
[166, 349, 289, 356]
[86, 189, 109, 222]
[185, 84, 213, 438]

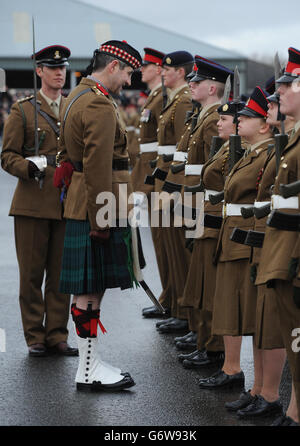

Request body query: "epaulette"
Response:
[17, 95, 34, 103]
[91, 84, 109, 97]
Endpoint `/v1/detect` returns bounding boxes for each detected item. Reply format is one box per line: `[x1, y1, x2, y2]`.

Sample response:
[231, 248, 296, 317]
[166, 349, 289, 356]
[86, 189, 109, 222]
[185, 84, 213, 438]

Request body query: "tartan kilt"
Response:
[59, 219, 136, 295]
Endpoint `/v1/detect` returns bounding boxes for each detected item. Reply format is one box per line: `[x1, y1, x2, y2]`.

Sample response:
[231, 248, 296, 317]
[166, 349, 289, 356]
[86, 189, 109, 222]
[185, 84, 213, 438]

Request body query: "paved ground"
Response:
[0, 167, 292, 427]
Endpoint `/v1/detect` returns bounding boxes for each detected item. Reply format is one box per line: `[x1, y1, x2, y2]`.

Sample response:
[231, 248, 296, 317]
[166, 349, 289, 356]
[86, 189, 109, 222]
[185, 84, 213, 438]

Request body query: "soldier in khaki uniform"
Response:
[150, 51, 194, 334]
[170, 58, 233, 349]
[1, 46, 78, 357]
[199, 87, 274, 391]
[224, 90, 295, 419]
[56, 40, 142, 392]
[129, 48, 170, 319]
[255, 47, 300, 425]
[179, 100, 243, 369]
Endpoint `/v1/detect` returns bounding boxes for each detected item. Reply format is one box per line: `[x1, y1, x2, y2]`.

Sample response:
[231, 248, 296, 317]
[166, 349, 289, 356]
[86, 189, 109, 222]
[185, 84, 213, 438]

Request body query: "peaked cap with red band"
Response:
[142, 48, 165, 66]
[238, 86, 269, 118]
[190, 56, 233, 84]
[276, 47, 300, 83]
[32, 45, 71, 67]
[98, 40, 142, 70]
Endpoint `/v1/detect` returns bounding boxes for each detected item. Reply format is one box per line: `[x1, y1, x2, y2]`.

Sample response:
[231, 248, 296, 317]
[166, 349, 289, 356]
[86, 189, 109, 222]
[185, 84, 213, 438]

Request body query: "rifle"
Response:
[280, 180, 300, 198]
[25, 17, 47, 189]
[208, 75, 230, 160]
[161, 74, 168, 109]
[228, 67, 244, 172]
[259, 54, 289, 224]
[209, 135, 224, 159]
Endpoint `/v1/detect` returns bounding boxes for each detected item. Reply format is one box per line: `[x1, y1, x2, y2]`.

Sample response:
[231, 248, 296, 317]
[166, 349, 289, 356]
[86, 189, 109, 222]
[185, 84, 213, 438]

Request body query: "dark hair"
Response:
[175, 63, 194, 81]
[85, 51, 127, 76]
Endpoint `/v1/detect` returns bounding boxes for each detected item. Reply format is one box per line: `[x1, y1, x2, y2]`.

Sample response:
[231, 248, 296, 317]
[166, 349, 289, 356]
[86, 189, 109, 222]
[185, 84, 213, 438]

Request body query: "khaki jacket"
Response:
[1, 92, 65, 220]
[59, 78, 132, 230]
[200, 141, 230, 240]
[131, 86, 163, 195]
[256, 127, 300, 284]
[216, 138, 274, 263]
[183, 104, 220, 189]
[154, 85, 192, 196]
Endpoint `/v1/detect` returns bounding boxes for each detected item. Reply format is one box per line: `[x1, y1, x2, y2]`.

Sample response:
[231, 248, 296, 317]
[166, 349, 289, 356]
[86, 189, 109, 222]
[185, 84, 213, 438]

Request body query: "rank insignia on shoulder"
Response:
[18, 95, 34, 103]
[95, 83, 109, 96]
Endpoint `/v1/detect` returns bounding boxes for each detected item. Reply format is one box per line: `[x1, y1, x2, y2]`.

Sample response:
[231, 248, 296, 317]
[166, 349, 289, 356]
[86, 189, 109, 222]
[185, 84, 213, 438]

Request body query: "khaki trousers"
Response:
[14, 216, 70, 347]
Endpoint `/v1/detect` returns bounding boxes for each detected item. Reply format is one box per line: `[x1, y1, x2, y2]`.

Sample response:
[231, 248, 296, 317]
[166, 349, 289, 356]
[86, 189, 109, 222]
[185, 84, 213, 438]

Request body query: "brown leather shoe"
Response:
[48, 342, 79, 356]
[28, 343, 47, 357]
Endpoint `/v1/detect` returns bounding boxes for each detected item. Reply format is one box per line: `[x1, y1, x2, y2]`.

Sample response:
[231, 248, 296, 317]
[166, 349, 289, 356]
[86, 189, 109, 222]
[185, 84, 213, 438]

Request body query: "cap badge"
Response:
[166, 57, 172, 65]
[54, 50, 61, 59]
[222, 104, 229, 112]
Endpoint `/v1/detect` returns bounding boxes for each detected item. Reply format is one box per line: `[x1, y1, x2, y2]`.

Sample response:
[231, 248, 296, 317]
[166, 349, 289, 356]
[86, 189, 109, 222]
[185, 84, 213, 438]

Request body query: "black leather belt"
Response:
[203, 214, 222, 229]
[73, 159, 129, 172]
[46, 155, 57, 168]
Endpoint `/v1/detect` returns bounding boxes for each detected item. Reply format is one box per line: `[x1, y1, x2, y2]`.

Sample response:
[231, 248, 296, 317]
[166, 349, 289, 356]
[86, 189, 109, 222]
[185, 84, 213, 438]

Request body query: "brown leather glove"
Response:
[89, 229, 110, 243]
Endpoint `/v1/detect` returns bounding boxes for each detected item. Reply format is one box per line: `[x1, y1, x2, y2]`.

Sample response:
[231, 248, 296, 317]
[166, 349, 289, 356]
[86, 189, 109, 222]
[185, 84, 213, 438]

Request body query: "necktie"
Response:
[50, 102, 59, 119]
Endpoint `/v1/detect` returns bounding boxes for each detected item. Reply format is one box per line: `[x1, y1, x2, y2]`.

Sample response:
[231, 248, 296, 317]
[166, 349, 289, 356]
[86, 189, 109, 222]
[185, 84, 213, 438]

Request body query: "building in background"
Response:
[0, 0, 274, 96]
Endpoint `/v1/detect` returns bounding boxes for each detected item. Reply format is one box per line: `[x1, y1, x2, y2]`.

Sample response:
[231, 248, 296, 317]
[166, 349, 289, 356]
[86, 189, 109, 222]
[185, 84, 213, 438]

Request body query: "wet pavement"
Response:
[0, 168, 292, 427]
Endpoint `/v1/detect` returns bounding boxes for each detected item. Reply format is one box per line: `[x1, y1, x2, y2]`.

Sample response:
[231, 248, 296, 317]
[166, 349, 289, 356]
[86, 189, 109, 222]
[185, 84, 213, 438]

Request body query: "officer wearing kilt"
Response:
[1, 45, 78, 357]
[56, 40, 142, 392]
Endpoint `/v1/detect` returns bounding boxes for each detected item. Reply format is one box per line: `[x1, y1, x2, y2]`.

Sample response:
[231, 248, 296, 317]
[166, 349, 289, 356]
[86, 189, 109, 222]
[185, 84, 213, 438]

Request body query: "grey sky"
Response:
[81, 0, 300, 61]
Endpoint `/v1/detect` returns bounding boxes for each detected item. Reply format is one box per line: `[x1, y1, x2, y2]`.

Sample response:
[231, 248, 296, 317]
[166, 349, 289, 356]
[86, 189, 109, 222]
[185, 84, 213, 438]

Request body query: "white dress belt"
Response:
[222, 203, 253, 218]
[271, 194, 299, 210]
[157, 145, 177, 155]
[254, 200, 271, 207]
[185, 164, 204, 176]
[139, 142, 158, 153]
[173, 151, 188, 162]
[205, 189, 221, 201]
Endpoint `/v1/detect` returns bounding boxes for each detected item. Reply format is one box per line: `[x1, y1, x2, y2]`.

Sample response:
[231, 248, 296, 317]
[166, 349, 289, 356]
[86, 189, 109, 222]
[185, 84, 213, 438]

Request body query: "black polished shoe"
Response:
[175, 332, 197, 351]
[174, 331, 195, 343]
[183, 351, 224, 369]
[28, 343, 47, 357]
[48, 342, 79, 356]
[198, 369, 245, 389]
[271, 414, 299, 426]
[156, 317, 176, 328]
[225, 390, 256, 412]
[142, 305, 170, 318]
[76, 375, 135, 392]
[178, 349, 200, 363]
[237, 395, 283, 419]
[157, 318, 189, 334]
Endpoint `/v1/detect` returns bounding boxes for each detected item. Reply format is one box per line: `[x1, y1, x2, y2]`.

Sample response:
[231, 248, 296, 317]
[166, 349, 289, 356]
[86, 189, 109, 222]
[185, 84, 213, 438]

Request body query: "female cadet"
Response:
[225, 92, 295, 418]
[198, 87, 274, 390]
[255, 47, 300, 425]
[179, 100, 245, 369]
